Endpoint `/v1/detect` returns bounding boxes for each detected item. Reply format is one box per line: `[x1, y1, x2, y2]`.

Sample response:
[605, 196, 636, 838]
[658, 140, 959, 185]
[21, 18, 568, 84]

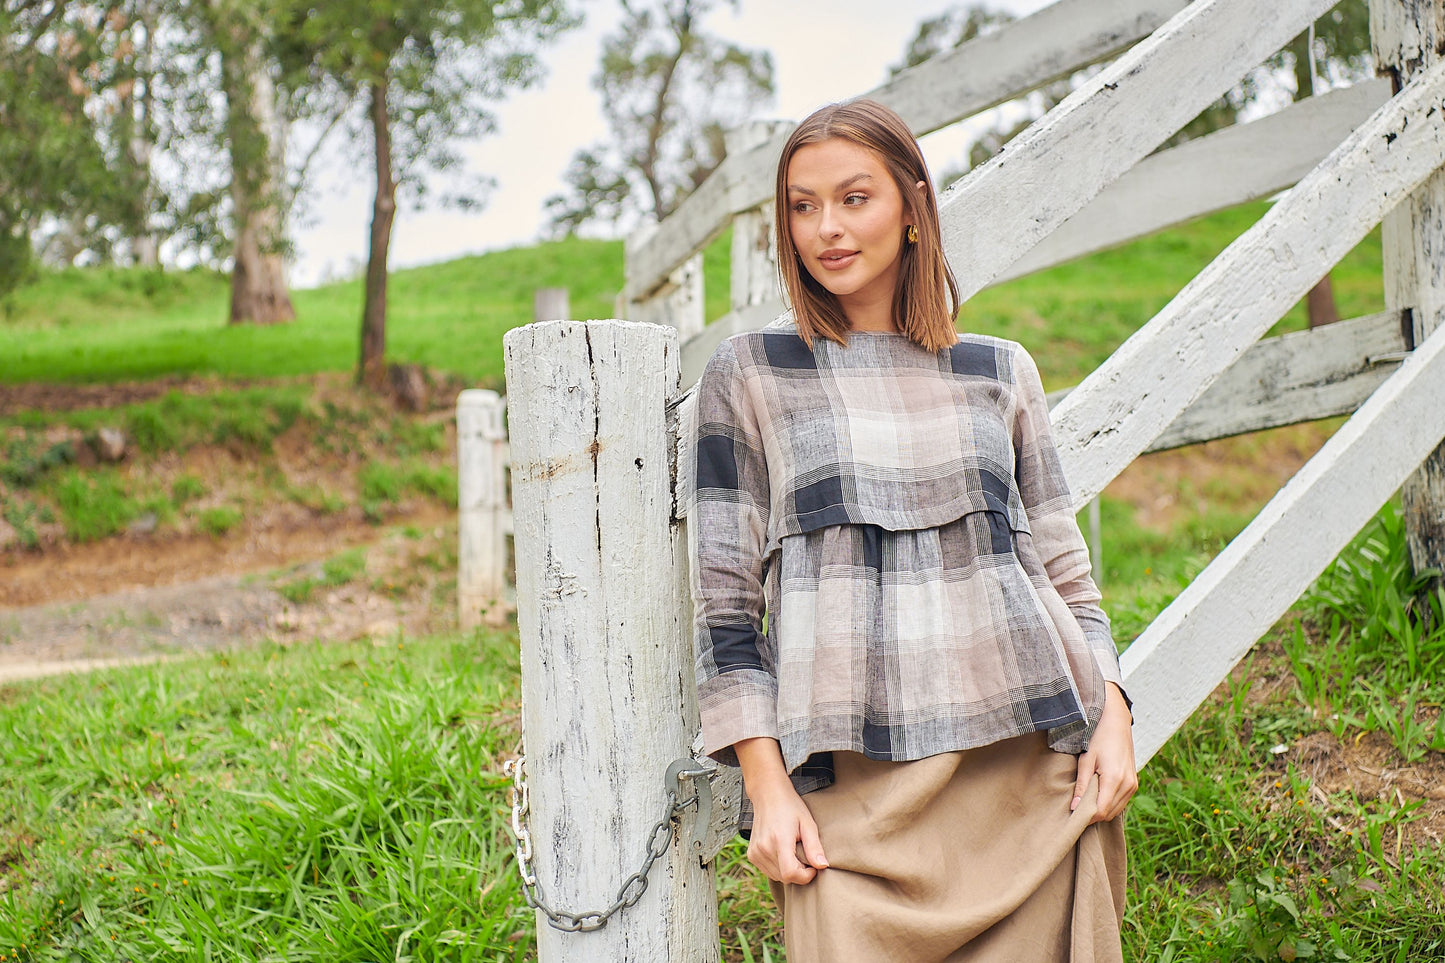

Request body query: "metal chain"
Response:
[503, 755, 703, 933]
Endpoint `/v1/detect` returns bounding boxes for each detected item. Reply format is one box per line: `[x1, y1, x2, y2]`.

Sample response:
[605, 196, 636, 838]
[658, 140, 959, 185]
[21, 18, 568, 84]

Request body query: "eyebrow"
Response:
[787, 172, 875, 196]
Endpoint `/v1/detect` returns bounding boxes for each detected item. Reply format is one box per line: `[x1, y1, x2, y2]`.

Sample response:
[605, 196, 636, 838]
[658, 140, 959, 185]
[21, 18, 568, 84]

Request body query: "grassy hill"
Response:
[2, 205, 1444, 961]
[0, 201, 1384, 390]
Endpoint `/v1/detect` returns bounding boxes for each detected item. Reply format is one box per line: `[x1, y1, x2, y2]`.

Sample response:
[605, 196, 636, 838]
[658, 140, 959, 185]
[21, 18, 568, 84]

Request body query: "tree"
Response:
[889, 5, 1064, 190]
[0, 3, 148, 296]
[201, 0, 296, 325]
[280, 0, 576, 389]
[545, 0, 773, 236]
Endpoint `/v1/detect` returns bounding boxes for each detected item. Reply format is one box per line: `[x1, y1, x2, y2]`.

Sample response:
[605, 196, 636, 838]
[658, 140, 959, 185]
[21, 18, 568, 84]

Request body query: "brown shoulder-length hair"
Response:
[775, 98, 960, 353]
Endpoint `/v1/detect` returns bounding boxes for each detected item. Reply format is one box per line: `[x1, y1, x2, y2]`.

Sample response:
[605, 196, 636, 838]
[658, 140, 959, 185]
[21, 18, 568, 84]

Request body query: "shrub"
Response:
[196, 505, 243, 537]
[52, 469, 141, 541]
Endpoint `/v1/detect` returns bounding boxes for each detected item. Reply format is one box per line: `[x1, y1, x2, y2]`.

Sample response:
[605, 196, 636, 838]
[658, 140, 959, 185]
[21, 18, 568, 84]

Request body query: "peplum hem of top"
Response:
[765, 477, 1031, 559]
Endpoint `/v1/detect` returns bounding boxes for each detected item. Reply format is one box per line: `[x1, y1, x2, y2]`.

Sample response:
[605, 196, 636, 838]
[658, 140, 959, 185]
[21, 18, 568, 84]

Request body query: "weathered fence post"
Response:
[623, 222, 706, 340]
[503, 319, 719, 962]
[534, 287, 570, 323]
[725, 121, 789, 316]
[1369, 0, 1445, 576]
[457, 389, 510, 630]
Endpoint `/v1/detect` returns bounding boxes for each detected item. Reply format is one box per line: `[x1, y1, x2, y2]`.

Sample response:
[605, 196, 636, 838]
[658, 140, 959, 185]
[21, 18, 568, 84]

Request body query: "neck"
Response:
[841, 293, 898, 333]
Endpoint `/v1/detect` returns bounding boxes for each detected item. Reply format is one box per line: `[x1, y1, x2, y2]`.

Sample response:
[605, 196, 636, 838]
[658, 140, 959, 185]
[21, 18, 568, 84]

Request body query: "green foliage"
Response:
[0, 434, 75, 488]
[51, 469, 143, 542]
[1, 497, 47, 549]
[275, 547, 368, 603]
[0, 7, 149, 298]
[1120, 678, 1445, 963]
[1283, 505, 1445, 761]
[170, 473, 208, 505]
[195, 505, 244, 537]
[360, 459, 456, 522]
[546, 0, 774, 234]
[286, 482, 346, 515]
[123, 388, 310, 454]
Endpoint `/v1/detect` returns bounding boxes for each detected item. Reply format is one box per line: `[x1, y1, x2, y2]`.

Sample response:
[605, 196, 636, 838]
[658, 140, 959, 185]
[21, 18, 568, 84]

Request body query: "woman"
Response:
[689, 98, 1136, 961]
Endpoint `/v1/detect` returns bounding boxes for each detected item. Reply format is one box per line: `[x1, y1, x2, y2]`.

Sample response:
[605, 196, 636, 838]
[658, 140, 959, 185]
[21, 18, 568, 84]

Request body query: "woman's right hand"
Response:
[733, 737, 829, 884]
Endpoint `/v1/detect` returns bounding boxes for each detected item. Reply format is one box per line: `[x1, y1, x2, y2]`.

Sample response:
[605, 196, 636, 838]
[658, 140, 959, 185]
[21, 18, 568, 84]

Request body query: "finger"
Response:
[1103, 771, 1139, 822]
[1093, 767, 1137, 824]
[798, 813, 829, 870]
[1071, 753, 1095, 813]
[1089, 768, 1120, 825]
[776, 841, 818, 885]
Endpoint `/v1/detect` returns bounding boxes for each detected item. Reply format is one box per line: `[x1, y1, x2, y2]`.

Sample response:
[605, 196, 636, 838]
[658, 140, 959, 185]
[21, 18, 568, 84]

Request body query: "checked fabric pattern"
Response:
[686, 327, 1124, 794]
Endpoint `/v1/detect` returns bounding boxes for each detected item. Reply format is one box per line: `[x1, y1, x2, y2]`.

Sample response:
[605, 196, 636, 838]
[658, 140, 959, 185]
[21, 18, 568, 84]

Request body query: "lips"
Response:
[818, 249, 859, 271]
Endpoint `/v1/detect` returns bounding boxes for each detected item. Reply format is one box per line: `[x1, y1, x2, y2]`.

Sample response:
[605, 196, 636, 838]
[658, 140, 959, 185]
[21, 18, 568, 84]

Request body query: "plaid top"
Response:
[686, 325, 1124, 797]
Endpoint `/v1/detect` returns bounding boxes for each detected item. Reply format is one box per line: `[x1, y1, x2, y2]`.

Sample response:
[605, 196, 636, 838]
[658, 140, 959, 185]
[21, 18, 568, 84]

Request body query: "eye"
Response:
[844, 192, 868, 206]
[791, 200, 816, 214]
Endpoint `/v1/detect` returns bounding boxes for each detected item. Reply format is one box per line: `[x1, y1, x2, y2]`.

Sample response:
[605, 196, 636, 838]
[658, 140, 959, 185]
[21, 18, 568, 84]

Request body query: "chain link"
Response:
[503, 755, 700, 933]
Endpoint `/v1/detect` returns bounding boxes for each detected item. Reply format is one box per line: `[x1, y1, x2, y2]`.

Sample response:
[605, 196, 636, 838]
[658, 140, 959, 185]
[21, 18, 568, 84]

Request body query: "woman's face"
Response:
[785, 137, 913, 330]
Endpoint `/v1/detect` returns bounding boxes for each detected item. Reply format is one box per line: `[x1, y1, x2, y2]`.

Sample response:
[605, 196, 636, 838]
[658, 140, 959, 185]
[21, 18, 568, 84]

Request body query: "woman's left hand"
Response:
[1071, 682, 1137, 824]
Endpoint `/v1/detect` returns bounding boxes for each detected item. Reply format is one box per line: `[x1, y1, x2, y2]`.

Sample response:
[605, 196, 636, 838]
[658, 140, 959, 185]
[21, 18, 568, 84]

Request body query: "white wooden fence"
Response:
[485, 0, 1445, 958]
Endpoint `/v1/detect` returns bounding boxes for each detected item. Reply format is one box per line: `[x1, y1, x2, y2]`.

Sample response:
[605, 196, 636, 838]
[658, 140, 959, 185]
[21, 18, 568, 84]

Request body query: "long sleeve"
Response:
[687, 339, 779, 766]
[1009, 345, 1126, 696]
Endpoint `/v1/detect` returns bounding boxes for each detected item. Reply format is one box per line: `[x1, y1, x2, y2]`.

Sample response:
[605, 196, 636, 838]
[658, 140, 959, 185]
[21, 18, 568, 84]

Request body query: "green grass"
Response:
[359, 458, 458, 522]
[274, 547, 370, 604]
[3, 507, 1442, 960]
[0, 203, 1382, 392]
[0, 631, 531, 960]
[0, 238, 626, 388]
[51, 469, 146, 542]
[0, 384, 455, 550]
[195, 505, 243, 537]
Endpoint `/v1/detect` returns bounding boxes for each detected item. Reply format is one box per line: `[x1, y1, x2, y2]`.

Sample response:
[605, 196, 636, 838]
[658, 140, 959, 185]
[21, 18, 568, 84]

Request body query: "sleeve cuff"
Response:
[698, 668, 778, 767]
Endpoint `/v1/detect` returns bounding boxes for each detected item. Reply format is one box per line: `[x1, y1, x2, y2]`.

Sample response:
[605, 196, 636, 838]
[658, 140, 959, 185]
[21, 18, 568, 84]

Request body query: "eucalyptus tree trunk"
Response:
[220, 26, 294, 326]
[1289, 28, 1340, 329]
[133, 1, 162, 267]
[358, 76, 395, 390]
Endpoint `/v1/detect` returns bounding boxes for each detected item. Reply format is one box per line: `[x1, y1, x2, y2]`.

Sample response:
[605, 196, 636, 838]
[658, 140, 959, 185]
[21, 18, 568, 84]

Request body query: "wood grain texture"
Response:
[995, 81, 1390, 283]
[457, 389, 510, 629]
[939, 0, 1338, 305]
[1045, 311, 1411, 450]
[1053, 58, 1445, 509]
[623, 0, 1186, 302]
[503, 320, 718, 962]
[1371, 0, 1445, 574]
[628, 253, 706, 339]
[1124, 320, 1445, 765]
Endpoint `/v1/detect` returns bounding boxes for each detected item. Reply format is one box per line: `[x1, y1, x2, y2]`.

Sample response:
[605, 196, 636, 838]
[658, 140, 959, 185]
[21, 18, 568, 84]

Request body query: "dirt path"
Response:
[0, 519, 463, 684]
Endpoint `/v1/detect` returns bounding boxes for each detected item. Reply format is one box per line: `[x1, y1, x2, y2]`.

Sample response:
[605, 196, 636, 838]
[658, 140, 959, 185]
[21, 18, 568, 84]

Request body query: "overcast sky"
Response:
[289, 0, 1055, 287]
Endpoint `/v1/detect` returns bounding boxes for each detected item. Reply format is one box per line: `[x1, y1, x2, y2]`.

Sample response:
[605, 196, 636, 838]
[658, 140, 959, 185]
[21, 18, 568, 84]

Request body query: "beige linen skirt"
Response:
[770, 733, 1127, 962]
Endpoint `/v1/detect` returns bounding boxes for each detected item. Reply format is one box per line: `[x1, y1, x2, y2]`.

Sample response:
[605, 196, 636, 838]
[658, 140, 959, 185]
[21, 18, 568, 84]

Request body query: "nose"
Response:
[818, 203, 843, 239]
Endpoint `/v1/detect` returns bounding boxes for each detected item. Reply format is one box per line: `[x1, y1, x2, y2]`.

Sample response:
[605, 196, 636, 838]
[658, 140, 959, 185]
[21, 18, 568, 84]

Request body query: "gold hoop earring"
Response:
[906, 225, 919, 244]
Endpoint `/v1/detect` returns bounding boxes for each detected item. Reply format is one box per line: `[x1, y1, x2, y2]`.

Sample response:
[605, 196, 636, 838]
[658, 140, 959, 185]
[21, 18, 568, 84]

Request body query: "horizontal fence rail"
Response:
[1053, 55, 1445, 508]
[994, 79, 1391, 284]
[623, 0, 1190, 305]
[1045, 310, 1413, 452]
[938, 0, 1339, 306]
[1125, 319, 1445, 764]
